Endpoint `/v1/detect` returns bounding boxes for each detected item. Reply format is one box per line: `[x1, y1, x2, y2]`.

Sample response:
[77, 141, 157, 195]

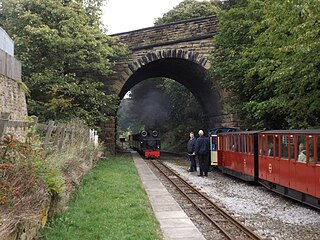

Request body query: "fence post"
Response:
[42, 121, 54, 149]
[58, 124, 66, 149]
[0, 112, 11, 137]
[54, 123, 66, 148]
[94, 130, 99, 147]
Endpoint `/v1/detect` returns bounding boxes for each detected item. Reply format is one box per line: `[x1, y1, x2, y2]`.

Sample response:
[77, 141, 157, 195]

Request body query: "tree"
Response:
[0, 0, 128, 128]
[210, 0, 264, 128]
[210, 0, 320, 129]
[245, 0, 320, 128]
[155, 0, 219, 25]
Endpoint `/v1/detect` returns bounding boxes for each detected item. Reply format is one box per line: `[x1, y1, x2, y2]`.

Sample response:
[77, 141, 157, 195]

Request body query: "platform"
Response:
[131, 151, 205, 240]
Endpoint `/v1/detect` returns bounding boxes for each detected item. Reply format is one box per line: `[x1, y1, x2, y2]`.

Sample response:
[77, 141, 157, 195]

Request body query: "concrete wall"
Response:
[0, 27, 14, 56]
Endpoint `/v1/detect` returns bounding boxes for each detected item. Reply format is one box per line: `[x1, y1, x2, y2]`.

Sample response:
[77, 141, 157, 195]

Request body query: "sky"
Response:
[102, 0, 185, 34]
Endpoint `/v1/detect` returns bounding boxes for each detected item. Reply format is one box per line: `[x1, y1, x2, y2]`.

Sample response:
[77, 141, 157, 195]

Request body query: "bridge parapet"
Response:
[112, 15, 218, 50]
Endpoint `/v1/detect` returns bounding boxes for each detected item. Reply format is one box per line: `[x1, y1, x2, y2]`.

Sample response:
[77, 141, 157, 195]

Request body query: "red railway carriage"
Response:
[217, 131, 260, 182]
[216, 129, 320, 209]
[258, 130, 320, 208]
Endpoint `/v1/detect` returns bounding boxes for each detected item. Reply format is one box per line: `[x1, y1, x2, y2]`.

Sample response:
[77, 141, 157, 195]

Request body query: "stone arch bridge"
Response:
[105, 15, 238, 153]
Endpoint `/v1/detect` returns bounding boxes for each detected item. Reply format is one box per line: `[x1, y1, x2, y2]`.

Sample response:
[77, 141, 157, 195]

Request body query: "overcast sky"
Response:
[102, 0, 185, 34]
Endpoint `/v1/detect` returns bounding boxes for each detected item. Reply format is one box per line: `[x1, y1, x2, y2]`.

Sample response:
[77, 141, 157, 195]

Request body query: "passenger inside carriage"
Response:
[298, 143, 306, 162]
[268, 142, 273, 156]
[267, 136, 274, 157]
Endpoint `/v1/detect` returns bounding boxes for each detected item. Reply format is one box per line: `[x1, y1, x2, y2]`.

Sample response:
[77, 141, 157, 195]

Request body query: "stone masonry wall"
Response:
[0, 49, 27, 120]
[0, 75, 27, 120]
[112, 15, 218, 50]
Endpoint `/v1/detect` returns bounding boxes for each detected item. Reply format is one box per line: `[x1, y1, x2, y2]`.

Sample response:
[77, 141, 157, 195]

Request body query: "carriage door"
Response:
[279, 135, 290, 188]
[210, 134, 218, 166]
[288, 135, 296, 189]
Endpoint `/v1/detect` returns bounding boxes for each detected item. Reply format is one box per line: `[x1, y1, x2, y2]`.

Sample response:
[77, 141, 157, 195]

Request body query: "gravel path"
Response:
[150, 157, 320, 240]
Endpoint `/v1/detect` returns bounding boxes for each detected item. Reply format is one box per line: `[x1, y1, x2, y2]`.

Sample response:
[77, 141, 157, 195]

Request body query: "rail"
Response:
[150, 159, 262, 240]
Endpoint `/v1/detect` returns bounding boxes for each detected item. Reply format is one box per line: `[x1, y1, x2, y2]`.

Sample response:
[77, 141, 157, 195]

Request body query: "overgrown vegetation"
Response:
[40, 155, 162, 240]
[0, 0, 128, 129]
[0, 124, 101, 239]
[210, 0, 320, 129]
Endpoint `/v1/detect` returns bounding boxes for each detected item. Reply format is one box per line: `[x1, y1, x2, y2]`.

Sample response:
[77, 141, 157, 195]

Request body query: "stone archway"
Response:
[118, 49, 220, 119]
[104, 16, 239, 154]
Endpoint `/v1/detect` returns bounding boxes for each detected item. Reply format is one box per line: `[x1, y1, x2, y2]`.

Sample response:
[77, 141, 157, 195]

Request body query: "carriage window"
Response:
[260, 135, 266, 155]
[275, 135, 280, 157]
[241, 136, 246, 153]
[290, 136, 294, 160]
[317, 136, 320, 165]
[308, 136, 314, 164]
[267, 135, 274, 156]
[297, 136, 307, 163]
[280, 135, 289, 160]
[248, 135, 252, 154]
[211, 136, 217, 151]
[234, 135, 239, 152]
[226, 136, 231, 151]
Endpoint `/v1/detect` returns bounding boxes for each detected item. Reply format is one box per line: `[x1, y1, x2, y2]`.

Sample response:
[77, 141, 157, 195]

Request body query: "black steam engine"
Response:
[129, 129, 161, 158]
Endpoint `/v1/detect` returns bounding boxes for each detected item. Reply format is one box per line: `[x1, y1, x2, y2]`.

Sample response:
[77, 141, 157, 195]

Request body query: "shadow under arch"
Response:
[119, 57, 222, 120]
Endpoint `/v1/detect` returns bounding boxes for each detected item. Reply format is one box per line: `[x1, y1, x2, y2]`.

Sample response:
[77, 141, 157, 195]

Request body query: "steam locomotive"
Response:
[129, 129, 161, 158]
[210, 128, 320, 210]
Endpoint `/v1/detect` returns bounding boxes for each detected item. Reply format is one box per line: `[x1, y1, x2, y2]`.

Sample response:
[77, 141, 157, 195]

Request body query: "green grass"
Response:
[40, 155, 163, 240]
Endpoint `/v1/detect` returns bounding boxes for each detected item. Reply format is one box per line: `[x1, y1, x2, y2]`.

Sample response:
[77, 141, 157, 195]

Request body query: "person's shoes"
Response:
[197, 175, 203, 177]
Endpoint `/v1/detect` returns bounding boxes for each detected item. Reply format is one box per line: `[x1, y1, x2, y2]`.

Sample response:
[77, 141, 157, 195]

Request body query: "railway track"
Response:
[150, 159, 262, 240]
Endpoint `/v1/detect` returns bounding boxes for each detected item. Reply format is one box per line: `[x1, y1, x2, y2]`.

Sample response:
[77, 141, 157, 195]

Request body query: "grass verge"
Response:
[40, 154, 163, 240]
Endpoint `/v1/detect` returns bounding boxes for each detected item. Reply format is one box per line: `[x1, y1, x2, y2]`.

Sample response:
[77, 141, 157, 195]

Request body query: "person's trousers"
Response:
[198, 153, 209, 176]
[188, 154, 196, 171]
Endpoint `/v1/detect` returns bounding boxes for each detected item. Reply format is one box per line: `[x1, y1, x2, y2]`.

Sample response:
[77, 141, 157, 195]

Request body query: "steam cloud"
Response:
[118, 79, 171, 132]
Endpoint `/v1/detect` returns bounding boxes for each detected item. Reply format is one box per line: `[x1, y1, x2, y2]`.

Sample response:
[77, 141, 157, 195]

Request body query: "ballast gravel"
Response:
[153, 158, 320, 240]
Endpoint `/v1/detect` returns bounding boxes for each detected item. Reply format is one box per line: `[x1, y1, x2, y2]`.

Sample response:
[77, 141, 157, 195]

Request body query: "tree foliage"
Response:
[210, 0, 320, 129]
[155, 0, 219, 25]
[0, 0, 128, 128]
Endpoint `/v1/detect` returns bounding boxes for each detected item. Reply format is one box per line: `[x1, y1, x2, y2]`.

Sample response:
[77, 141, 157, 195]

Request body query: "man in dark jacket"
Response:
[195, 129, 210, 177]
[187, 132, 197, 172]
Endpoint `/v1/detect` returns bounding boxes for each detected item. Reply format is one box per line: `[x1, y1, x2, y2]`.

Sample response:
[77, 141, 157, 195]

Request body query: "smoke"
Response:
[118, 79, 170, 132]
[137, 89, 170, 128]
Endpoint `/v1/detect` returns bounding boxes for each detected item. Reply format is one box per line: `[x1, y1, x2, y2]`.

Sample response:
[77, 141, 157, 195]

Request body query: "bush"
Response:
[0, 122, 102, 239]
